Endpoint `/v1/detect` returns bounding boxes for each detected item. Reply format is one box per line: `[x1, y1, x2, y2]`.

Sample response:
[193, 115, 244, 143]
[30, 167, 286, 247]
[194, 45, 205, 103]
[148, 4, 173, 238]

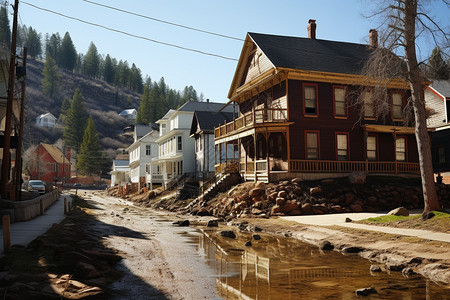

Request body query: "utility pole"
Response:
[14, 47, 27, 201]
[0, 0, 19, 199]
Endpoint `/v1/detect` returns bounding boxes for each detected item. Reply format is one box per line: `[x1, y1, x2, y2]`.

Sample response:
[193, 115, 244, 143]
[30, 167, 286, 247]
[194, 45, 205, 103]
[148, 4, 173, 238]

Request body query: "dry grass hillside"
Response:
[24, 59, 140, 152]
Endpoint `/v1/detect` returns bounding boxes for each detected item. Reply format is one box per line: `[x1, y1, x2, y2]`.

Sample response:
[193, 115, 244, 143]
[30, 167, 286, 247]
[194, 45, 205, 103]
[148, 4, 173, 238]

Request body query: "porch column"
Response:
[253, 133, 257, 181]
[265, 132, 270, 181]
[393, 130, 398, 174]
[364, 128, 368, 174]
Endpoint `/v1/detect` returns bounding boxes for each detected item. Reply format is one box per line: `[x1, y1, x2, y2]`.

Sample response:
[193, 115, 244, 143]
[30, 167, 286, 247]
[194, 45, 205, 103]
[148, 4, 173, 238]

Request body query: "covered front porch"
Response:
[215, 115, 420, 182]
[147, 154, 184, 189]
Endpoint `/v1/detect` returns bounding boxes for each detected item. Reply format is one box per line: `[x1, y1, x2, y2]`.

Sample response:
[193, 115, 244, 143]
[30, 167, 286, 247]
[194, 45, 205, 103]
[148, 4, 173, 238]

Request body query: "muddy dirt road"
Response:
[84, 190, 218, 299]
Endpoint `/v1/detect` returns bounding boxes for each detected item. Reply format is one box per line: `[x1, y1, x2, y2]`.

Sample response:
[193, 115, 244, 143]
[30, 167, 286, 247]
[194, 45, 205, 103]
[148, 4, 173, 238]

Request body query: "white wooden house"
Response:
[147, 100, 234, 189]
[189, 110, 236, 179]
[35, 112, 57, 128]
[126, 125, 159, 187]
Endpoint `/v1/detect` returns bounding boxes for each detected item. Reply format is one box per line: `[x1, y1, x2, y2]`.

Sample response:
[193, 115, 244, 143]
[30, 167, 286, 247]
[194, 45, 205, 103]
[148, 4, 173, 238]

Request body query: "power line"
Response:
[82, 0, 244, 42]
[21, 1, 238, 61]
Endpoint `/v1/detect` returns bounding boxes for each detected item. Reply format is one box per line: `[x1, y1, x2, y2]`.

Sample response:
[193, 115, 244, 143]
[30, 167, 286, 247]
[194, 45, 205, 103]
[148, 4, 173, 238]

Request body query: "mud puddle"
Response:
[178, 227, 450, 299]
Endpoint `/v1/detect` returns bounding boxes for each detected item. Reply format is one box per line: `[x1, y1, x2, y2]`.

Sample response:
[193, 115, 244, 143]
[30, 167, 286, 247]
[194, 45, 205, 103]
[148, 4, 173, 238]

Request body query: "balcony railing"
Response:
[215, 108, 288, 139]
[290, 160, 420, 174]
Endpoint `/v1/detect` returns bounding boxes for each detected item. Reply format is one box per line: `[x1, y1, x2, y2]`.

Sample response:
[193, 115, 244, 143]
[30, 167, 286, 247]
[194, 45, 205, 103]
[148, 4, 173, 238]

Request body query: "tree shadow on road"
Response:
[0, 195, 170, 299]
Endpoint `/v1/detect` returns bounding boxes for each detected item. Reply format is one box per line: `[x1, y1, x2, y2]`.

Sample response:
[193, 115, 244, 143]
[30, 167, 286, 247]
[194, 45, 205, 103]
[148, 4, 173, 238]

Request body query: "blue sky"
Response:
[18, 0, 449, 103]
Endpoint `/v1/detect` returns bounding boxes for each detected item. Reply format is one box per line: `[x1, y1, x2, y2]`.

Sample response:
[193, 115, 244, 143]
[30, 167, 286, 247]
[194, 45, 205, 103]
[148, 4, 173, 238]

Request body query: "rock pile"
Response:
[189, 176, 450, 219]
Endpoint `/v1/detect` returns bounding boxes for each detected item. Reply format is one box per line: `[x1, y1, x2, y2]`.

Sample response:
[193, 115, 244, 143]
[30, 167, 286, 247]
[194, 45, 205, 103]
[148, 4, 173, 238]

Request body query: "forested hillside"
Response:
[24, 59, 138, 153]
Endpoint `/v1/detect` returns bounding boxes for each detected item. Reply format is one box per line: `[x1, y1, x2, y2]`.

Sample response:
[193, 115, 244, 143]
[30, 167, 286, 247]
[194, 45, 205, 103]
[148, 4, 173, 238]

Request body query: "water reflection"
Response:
[194, 230, 449, 299]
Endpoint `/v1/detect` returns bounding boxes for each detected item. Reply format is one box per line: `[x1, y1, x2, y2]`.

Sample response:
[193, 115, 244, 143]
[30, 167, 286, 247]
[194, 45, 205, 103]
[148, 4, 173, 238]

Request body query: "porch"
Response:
[215, 159, 420, 182]
[214, 107, 289, 140]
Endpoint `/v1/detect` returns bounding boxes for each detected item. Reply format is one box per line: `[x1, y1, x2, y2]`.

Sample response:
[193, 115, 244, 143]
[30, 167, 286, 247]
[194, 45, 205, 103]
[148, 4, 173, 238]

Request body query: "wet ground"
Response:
[87, 191, 450, 299]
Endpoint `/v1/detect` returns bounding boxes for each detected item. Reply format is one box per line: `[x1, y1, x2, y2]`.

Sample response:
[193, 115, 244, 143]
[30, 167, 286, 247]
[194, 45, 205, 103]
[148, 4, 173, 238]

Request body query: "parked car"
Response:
[27, 180, 46, 194]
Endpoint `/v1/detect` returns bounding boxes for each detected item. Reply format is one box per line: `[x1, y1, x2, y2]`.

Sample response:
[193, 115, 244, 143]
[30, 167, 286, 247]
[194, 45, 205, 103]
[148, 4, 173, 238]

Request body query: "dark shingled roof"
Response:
[177, 100, 234, 113]
[248, 32, 373, 75]
[190, 111, 235, 135]
[431, 80, 450, 98]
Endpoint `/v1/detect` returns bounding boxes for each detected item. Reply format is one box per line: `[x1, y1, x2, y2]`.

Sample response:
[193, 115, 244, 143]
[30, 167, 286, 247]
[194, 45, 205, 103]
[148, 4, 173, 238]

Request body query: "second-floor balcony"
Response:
[215, 108, 288, 139]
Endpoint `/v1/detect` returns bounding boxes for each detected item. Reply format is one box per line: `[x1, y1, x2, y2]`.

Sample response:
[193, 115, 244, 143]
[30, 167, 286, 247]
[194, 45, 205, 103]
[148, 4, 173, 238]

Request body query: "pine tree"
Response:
[41, 53, 59, 98]
[103, 54, 115, 84]
[25, 27, 42, 59]
[60, 97, 70, 116]
[136, 79, 152, 124]
[0, 5, 11, 48]
[83, 42, 100, 78]
[76, 116, 101, 175]
[428, 47, 450, 80]
[45, 33, 61, 62]
[63, 88, 89, 153]
[59, 32, 77, 71]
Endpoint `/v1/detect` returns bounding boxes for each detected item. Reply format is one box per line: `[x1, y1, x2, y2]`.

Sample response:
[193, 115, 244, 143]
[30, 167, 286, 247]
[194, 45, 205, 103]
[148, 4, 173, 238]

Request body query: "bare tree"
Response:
[359, 0, 449, 216]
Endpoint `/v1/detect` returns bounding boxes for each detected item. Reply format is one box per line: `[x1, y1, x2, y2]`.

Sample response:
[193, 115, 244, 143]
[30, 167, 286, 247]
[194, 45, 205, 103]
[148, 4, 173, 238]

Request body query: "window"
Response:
[367, 136, 377, 161]
[437, 146, 445, 164]
[305, 131, 319, 160]
[396, 137, 406, 161]
[336, 133, 349, 161]
[392, 92, 403, 119]
[334, 87, 347, 117]
[177, 136, 182, 151]
[146, 145, 151, 156]
[303, 84, 318, 115]
[363, 91, 374, 117]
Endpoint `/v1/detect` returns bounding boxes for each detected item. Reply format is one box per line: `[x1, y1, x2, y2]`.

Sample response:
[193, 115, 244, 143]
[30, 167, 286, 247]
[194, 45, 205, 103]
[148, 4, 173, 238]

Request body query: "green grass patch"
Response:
[364, 214, 420, 223]
[358, 211, 450, 226]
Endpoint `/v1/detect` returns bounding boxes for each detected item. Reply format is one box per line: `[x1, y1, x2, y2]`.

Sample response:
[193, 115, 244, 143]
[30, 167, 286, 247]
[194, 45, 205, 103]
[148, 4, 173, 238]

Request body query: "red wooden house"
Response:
[214, 20, 420, 182]
[30, 143, 71, 183]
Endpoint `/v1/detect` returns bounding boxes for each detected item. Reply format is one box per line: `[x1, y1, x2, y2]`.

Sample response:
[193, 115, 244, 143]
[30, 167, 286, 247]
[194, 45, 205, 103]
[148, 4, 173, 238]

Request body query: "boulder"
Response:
[249, 188, 261, 197]
[319, 241, 334, 250]
[271, 205, 281, 214]
[344, 193, 355, 205]
[349, 172, 366, 184]
[207, 220, 219, 227]
[350, 203, 363, 213]
[310, 187, 322, 195]
[287, 209, 302, 216]
[370, 265, 382, 272]
[277, 190, 287, 199]
[276, 197, 286, 206]
[281, 200, 299, 213]
[342, 246, 364, 253]
[268, 191, 278, 202]
[291, 178, 303, 184]
[301, 203, 314, 214]
[293, 187, 303, 196]
[220, 230, 236, 239]
[178, 220, 190, 227]
[253, 234, 262, 240]
[355, 287, 377, 296]
[387, 207, 409, 216]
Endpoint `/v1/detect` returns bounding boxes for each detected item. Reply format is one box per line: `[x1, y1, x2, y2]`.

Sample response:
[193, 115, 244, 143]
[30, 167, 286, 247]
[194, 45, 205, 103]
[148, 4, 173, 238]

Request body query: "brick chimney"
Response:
[369, 29, 378, 48]
[66, 146, 71, 161]
[308, 19, 316, 39]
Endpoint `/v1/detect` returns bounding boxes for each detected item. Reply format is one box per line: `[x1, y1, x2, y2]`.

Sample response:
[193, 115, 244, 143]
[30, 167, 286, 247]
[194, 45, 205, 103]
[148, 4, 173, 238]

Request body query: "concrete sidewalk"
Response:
[0, 194, 72, 256]
[282, 211, 450, 243]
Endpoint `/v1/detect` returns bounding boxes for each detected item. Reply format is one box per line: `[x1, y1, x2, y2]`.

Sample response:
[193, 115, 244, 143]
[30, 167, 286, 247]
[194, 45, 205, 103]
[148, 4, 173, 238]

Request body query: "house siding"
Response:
[287, 79, 417, 163]
[243, 49, 273, 85]
[425, 88, 447, 128]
